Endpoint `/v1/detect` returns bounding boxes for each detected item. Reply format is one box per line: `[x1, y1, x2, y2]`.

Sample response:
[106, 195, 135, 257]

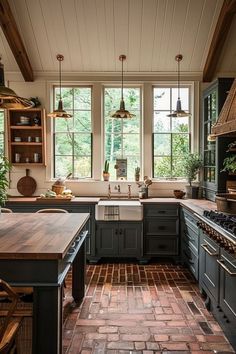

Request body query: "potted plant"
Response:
[221, 155, 236, 174]
[135, 166, 140, 181]
[0, 156, 11, 209]
[183, 153, 203, 199]
[103, 160, 110, 181]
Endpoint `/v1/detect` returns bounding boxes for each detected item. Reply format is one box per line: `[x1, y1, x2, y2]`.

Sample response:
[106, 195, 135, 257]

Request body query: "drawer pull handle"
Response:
[183, 251, 194, 264]
[201, 244, 218, 256]
[158, 226, 166, 230]
[158, 210, 166, 214]
[217, 259, 236, 276]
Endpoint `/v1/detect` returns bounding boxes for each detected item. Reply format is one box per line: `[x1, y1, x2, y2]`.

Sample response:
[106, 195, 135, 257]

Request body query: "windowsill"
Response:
[47, 178, 189, 183]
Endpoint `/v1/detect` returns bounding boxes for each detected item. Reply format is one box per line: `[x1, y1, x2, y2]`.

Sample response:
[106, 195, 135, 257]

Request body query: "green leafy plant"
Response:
[103, 160, 109, 174]
[0, 156, 11, 207]
[221, 155, 236, 174]
[135, 166, 140, 175]
[183, 153, 203, 186]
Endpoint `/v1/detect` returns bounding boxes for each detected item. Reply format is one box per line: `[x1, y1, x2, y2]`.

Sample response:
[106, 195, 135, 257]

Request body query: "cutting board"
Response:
[17, 169, 37, 196]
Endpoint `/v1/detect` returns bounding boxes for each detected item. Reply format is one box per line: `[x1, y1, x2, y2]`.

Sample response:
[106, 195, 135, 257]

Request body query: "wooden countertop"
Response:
[0, 213, 89, 260]
[6, 196, 217, 217]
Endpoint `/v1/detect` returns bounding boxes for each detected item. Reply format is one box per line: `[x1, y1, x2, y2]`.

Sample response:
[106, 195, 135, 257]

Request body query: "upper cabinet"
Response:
[7, 108, 46, 166]
[202, 78, 234, 201]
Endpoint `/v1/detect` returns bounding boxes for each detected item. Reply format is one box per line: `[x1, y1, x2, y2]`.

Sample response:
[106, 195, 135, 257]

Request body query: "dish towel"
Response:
[104, 206, 120, 220]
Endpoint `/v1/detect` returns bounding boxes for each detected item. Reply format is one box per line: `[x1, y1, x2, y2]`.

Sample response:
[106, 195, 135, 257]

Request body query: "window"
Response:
[153, 86, 190, 179]
[53, 87, 92, 178]
[104, 87, 141, 180]
[0, 110, 4, 154]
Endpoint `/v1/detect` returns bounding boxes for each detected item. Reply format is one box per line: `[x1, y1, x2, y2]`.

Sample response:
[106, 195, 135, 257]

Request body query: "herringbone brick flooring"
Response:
[62, 263, 235, 354]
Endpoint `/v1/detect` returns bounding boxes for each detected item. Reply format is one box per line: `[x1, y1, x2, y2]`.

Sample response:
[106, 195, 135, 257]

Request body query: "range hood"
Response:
[212, 78, 236, 136]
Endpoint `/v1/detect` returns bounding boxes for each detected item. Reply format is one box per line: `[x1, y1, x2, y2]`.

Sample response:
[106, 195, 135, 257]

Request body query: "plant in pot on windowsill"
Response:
[0, 156, 11, 210]
[103, 160, 110, 181]
[183, 153, 203, 199]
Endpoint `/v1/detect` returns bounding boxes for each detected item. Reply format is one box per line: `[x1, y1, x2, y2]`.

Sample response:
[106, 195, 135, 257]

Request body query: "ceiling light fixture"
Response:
[110, 54, 135, 118]
[48, 54, 72, 118]
[167, 54, 191, 117]
[0, 58, 34, 109]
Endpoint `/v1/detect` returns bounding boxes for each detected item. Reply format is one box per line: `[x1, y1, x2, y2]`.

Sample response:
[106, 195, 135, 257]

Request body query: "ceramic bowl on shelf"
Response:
[173, 189, 186, 199]
[14, 137, 21, 142]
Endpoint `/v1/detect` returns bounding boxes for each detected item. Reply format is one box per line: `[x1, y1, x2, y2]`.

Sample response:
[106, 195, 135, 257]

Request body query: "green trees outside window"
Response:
[104, 87, 141, 180]
[53, 87, 92, 178]
[153, 87, 191, 179]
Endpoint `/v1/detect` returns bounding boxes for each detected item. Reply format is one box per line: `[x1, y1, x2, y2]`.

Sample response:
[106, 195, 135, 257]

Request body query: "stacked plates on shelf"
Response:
[19, 116, 30, 125]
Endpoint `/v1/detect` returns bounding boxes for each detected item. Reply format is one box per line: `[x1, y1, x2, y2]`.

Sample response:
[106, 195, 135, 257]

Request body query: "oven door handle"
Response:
[201, 244, 218, 256]
[217, 259, 236, 276]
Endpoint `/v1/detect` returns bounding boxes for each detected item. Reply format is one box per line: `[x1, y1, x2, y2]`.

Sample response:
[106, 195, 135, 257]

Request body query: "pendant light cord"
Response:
[178, 58, 180, 100]
[59, 58, 62, 100]
[121, 57, 124, 101]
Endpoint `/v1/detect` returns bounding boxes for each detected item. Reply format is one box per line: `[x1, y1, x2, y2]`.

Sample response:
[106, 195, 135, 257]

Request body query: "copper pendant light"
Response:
[48, 54, 72, 118]
[167, 54, 191, 118]
[0, 58, 34, 109]
[110, 55, 135, 118]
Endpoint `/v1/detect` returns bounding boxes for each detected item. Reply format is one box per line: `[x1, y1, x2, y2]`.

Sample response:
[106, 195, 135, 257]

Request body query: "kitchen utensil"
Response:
[17, 169, 37, 196]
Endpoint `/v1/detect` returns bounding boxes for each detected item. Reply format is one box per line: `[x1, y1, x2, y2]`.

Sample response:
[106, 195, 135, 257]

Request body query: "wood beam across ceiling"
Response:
[0, 0, 34, 82]
[203, 0, 236, 83]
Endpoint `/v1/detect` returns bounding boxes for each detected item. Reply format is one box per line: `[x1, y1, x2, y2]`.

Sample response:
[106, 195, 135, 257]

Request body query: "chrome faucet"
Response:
[127, 184, 131, 199]
[114, 184, 121, 193]
[108, 184, 111, 199]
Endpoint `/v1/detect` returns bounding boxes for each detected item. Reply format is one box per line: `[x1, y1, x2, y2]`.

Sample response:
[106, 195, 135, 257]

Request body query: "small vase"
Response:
[135, 174, 140, 182]
[103, 173, 110, 181]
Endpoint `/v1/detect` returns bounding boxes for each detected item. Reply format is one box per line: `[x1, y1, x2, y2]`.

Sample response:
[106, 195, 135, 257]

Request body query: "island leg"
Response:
[33, 285, 63, 354]
[72, 241, 86, 303]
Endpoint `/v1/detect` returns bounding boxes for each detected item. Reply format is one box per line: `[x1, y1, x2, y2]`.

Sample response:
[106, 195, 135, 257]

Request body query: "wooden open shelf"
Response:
[7, 108, 46, 166]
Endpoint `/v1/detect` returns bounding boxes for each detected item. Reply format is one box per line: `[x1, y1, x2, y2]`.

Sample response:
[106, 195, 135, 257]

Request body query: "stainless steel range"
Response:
[198, 210, 236, 254]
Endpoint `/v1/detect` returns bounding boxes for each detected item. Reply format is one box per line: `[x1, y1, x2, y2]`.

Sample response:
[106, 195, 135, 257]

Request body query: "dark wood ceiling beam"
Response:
[0, 0, 34, 82]
[203, 0, 236, 82]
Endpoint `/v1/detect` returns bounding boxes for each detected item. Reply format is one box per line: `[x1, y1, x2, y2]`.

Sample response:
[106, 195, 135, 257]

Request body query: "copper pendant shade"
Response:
[167, 54, 191, 118]
[48, 54, 72, 118]
[110, 55, 135, 119]
[0, 58, 34, 109]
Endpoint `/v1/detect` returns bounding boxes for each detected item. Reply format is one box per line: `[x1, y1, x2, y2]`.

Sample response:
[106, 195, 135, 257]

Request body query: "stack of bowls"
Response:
[20, 116, 30, 125]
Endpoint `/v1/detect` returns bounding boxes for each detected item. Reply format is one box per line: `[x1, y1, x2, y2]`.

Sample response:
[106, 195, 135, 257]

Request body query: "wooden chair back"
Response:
[36, 208, 68, 213]
[1, 208, 13, 213]
[0, 279, 22, 353]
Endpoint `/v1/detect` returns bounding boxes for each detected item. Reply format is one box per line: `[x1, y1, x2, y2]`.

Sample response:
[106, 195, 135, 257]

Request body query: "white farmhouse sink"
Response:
[95, 200, 143, 221]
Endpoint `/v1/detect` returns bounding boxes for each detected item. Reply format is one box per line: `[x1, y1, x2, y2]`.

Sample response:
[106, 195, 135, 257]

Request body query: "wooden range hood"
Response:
[212, 78, 236, 136]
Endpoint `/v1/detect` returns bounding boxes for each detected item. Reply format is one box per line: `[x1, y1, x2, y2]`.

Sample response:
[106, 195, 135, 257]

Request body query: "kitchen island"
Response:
[0, 212, 89, 354]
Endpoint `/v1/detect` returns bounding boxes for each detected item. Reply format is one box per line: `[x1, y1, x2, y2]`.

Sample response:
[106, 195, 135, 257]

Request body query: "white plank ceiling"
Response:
[0, 0, 235, 77]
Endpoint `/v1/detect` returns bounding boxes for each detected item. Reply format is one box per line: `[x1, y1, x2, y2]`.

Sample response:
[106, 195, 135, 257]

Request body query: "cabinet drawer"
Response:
[181, 208, 199, 233]
[145, 236, 178, 255]
[145, 218, 179, 236]
[219, 250, 236, 324]
[181, 222, 199, 253]
[144, 204, 178, 217]
[182, 245, 199, 280]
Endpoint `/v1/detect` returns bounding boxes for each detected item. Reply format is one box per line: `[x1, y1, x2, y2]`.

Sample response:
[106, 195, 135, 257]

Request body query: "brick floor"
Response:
[62, 263, 235, 354]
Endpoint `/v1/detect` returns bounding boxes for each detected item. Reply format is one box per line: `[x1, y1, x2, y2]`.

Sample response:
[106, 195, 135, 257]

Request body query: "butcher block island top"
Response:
[0, 212, 89, 260]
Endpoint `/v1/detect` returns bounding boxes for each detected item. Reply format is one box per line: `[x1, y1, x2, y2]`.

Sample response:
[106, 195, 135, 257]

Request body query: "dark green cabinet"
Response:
[181, 207, 199, 279]
[199, 230, 220, 302]
[143, 203, 179, 257]
[95, 221, 142, 259]
[202, 78, 234, 201]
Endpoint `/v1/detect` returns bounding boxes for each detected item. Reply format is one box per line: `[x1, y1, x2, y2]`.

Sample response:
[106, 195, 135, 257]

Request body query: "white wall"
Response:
[5, 74, 200, 198]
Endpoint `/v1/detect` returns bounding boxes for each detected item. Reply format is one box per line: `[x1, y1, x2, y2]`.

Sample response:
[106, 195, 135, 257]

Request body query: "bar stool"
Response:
[0, 279, 22, 354]
[1, 208, 13, 213]
[36, 208, 68, 213]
